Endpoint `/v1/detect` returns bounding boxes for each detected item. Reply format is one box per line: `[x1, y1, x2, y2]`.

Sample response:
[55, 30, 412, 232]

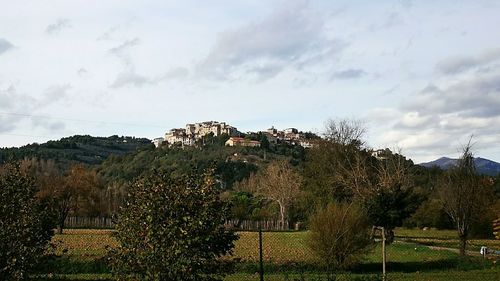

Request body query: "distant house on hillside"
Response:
[152, 137, 164, 148]
[225, 137, 261, 147]
[164, 128, 194, 146]
[371, 148, 391, 160]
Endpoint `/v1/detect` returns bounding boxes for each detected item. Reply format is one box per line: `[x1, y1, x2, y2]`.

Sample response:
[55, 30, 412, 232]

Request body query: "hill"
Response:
[0, 135, 153, 169]
[419, 157, 500, 176]
[0, 134, 307, 188]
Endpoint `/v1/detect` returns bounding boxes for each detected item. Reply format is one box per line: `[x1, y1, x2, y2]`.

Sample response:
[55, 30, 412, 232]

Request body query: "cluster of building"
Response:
[152, 121, 316, 148]
[153, 121, 238, 147]
[260, 126, 314, 148]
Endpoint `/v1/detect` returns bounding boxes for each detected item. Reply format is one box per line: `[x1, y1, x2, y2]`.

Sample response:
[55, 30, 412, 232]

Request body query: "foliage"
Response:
[303, 119, 421, 242]
[404, 198, 453, 230]
[225, 191, 263, 224]
[0, 163, 56, 280]
[97, 145, 260, 189]
[0, 135, 152, 169]
[34, 163, 103, 234]
[363, 180, 421, 229]
[308, 202, 372, 271]
[107, 169, 238, 281]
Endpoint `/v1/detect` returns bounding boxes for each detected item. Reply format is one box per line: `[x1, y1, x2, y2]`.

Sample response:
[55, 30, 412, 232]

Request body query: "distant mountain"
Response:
[0, 135, 153, 169]
[420, 157, 500, 176]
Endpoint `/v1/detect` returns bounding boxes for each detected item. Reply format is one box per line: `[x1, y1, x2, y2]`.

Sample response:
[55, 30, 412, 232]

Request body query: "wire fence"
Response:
[64, 216, 114, 229]
[59, 218, 500, 280]
[229, 228, 500, 280]
[64, 217, 295, 231]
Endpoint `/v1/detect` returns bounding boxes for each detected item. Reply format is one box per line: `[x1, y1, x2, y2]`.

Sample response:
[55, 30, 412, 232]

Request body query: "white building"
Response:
[152, 137, 164, 148]
[161, 121, 239, 147]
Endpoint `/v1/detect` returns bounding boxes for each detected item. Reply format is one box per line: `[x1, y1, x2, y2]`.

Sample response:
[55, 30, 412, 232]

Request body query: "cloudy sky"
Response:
[1, 0, 500, 163]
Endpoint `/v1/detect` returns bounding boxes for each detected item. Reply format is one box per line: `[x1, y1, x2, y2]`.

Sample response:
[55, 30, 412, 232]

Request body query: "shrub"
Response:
[108, 169, 238, 281]
[0, 163, 56, 280]
[308, 202, 372, 271]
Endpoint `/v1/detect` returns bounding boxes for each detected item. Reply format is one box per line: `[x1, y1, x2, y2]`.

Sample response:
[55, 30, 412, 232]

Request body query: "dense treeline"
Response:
[0, 135, 152, 168]
[1, 134, 307, 222]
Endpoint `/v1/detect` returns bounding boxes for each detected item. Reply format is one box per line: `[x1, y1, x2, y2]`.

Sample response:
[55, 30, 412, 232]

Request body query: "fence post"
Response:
[381, 227, 386, 281]
[259, 223, 264, 281]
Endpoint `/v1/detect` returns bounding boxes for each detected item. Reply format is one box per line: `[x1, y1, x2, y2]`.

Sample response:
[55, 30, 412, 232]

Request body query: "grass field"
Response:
[33, 228, 500, 280]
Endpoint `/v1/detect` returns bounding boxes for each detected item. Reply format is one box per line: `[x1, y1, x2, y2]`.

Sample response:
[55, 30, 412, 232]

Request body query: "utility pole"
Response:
[381, 227, 386, 280]
[374, 226, 386, 281]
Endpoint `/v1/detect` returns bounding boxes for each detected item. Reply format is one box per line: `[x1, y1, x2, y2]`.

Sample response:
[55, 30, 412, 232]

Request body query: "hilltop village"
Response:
[152, 121, 318, 148]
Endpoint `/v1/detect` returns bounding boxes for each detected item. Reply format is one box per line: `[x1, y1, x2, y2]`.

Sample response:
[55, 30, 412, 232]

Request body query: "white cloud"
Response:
[331, 69, 367, 80]
[435, 47, 500, 75]
[374, 47, 500, 161]
[108, 38, 140, 67]
[197, 0, 341, 81]
[0, 84, 71, 133]
[110, 68, 188, 88]
[110, 71, 151, 88]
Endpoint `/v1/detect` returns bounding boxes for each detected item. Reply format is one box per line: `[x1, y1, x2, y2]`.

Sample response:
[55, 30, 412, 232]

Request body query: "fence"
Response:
[55, 220, 500, 280]
[232, 229, 500, 280]
[225, 220, 291, 231]
[64, 216, 114, 229]
[65, 217, 294, 231]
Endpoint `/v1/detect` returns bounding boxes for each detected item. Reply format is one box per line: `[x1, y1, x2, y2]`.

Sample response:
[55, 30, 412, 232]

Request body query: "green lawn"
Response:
[394, 227, 500, 252]
[33, 228, 499, 281]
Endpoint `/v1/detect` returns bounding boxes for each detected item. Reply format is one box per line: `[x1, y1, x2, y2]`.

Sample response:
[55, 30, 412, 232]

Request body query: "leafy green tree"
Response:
[227, 191, 260, 226]
[0, 163, 56, 280]
[405, 198, 453, 229]
[108, 169, 237, 281]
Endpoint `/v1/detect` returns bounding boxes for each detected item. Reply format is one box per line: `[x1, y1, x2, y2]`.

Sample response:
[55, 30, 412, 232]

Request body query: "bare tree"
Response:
[242, 161, 302, 230]
[324, 118, 366, 148]
[438, 140, 491, 255]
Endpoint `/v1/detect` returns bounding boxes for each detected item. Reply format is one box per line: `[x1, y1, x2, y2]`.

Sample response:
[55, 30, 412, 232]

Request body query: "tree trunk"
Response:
[57, 224, 63, 235]
[57, 217, 65, 234]
[459, 235, 467, 256]
[279, 203, 286, 231]
[57, 207, 68, 235]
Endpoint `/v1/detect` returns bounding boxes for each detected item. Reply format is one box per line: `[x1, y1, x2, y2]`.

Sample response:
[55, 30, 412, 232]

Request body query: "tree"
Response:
[323, 118, 366, 147]
[108, 169, 237, 281]
[47, 164, 101, 234]
[303, 119, 367, 206]
[361, 152, 422, 243]
[0, 163, 56, 280]
[308, 202, 372, 271]
[19, 159, 105, 232]
[226, 191, 260, 226]
[241, 160, 302, 230]
[438, 141, 493, 255]
[304, 119, 420, 242]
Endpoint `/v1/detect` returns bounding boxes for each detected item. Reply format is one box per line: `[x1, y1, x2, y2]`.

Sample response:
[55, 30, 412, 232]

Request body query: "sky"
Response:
[1, 0, 500, 163]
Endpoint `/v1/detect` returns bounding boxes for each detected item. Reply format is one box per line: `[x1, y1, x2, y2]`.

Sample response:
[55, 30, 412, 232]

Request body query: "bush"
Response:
[404, 198, 453, 230]
[308, 203, 372, 271]
[0, 163, 56, 280]
[108, 169, 238, 281]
